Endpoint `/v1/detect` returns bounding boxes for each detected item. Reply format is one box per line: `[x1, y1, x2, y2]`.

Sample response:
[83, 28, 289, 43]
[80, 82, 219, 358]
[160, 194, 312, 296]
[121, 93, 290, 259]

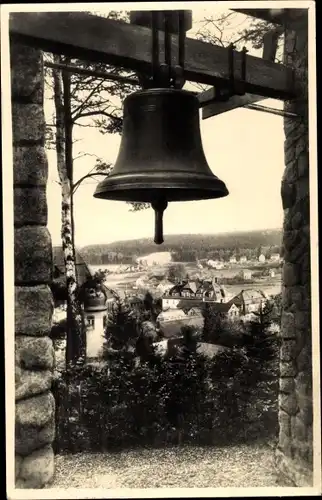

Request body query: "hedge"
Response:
[52, 343, 279, 453]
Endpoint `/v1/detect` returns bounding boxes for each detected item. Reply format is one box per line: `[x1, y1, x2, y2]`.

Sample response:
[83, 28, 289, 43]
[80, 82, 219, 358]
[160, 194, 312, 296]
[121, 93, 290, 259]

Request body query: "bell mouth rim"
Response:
[94, 178, 229, 203]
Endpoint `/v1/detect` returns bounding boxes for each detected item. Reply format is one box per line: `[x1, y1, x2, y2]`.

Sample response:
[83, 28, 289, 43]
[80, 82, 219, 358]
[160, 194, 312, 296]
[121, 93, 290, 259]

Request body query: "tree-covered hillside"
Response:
[80, 229, 282, 265]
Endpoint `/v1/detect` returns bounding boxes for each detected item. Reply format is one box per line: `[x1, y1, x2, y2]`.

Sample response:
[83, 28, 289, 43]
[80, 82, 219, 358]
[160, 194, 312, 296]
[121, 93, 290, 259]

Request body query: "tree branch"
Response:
[74, 110, 122, 123]
[71, 80, 105, 120]
[73, 152, 101, 162]
[72, 171, 111, 194]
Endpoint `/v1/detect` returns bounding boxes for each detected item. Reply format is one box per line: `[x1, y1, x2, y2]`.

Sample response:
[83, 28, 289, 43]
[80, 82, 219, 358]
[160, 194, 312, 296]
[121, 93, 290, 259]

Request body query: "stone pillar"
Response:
[276, 14, 312, 486]
[12, 41, 55, 488]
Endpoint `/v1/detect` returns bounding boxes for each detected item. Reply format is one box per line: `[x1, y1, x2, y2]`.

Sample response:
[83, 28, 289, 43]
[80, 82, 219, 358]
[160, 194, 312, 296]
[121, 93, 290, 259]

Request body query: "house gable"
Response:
[52, 245, 92, 286]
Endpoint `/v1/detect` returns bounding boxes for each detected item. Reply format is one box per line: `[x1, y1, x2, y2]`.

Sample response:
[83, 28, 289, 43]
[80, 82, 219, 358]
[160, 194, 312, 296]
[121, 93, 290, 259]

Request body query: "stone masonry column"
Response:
[12, 41, 56, 488]
[276, 13, 312, 486]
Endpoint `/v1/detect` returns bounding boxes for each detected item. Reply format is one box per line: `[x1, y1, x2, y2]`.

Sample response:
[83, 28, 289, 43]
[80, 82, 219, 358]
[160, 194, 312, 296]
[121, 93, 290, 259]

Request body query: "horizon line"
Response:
[56, 227, 282, 249]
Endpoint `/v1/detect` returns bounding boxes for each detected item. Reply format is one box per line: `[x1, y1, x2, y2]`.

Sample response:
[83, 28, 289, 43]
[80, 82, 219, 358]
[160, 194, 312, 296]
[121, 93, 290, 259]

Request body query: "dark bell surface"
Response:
[94, 88, 229, 203]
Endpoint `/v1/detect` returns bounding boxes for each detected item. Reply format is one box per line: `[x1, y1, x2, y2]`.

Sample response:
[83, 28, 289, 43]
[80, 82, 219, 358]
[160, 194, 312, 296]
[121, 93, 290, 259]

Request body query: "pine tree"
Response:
[240, 302, 280, 435]
[180, 325, 197, 357]
[241, 302, 280, 408]
[104, 298, 139, 351]
[243, 302, 278, 372]
[202, 304, 228, 345]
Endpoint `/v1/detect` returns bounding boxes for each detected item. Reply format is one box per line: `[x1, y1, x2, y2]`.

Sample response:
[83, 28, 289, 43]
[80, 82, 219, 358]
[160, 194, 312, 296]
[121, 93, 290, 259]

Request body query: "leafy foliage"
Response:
[167, 263, 188, 283]
[202, 304, 244, 347]
[194, 11, 281, 56]
[53, 306, 280, 453]
[103, 298, 140, 351]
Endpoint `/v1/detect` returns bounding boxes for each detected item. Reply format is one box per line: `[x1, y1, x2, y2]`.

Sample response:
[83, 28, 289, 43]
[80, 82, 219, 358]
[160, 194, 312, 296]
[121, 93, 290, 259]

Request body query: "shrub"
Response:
[53, 326, 279, 454]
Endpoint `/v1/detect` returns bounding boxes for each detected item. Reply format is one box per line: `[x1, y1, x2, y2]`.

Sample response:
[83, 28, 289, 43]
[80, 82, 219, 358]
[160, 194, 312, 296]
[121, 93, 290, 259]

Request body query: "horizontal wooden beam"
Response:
[201, 93, 267, 119]
[9, 12, 295, 100]
[232, 8, 308, 27]
[200, 25, 281, 119]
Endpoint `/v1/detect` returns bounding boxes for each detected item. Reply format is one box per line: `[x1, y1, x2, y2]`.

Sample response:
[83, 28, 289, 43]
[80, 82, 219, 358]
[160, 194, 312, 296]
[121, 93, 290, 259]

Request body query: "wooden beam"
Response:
[201, 93, 266, 120]
[9, 12, 295, 100]
[232, 8, 308, 27]
[200, 26, 282, 119]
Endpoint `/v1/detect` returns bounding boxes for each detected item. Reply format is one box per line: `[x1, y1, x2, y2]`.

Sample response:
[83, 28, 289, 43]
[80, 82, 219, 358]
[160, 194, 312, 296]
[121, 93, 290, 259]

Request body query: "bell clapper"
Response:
[151, 199, 168, 245]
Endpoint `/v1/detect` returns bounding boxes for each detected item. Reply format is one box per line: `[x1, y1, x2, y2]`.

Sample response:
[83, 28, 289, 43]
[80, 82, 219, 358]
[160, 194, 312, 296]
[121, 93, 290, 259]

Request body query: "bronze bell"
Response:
[94, 88, 229, 244]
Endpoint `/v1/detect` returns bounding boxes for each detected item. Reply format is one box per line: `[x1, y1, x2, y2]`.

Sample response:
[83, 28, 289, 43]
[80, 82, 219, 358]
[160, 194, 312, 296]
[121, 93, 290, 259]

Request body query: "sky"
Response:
[45, 5, 285, 248]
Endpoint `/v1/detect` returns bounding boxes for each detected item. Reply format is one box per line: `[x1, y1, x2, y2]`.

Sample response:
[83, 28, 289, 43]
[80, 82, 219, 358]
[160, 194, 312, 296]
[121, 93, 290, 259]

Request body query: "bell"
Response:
[94, 88, 229, 244]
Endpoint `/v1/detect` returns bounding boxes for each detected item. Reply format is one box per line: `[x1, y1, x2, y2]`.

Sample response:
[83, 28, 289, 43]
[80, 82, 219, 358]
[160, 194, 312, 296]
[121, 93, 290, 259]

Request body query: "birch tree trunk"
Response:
[52, 54, 86, 367]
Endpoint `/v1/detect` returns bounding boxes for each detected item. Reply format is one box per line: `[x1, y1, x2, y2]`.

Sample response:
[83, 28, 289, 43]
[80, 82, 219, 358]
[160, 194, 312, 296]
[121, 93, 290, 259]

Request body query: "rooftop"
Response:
[52, 246, 92, 286]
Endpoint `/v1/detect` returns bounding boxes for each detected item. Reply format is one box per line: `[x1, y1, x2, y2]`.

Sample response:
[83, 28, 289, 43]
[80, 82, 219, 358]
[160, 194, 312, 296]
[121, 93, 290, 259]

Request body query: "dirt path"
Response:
[46, 444, 289, 489]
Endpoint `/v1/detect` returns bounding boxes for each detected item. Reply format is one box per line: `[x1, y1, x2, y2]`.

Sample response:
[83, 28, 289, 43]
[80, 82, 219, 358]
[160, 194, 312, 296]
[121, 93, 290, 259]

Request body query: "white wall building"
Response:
[259, 254, 266, 263]
[226, 303, 240, 319]
[83, 287, 115, 359]
[162, 296, 182, 310]
[157, 309, 187, 322]
[85, 308, 108, 359]
[241, 269, 252, 280]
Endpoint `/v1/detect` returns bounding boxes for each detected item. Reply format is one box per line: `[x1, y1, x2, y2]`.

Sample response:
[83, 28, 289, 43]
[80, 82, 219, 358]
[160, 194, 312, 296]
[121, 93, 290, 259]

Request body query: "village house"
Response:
[186, 307, 203, 317]
[162, 278, 228, 310]
[157, 282, 268, 339]
[229, 256, 237, 264]
[258, 253, 266, 263]
[156, 279, 175, 295]
[207, 259, 224, 270]
[270, 253, 281, 262]
[153, 338, 228, 359]
[239, 256, 247, 264]
[52, 246, 92, 305]
[176, 299, 205, 312]
[157, 309, 187, 322]
[239, 269, 252, 281]
[269, 268, 276, 278]
[84, 293, 108, 359]
[181, 280, 199, 298]
[52, 246, 119, 360]
[156, 307, 204, 338]
[230, 289, 267, 315]
[211, 301, 240, 320]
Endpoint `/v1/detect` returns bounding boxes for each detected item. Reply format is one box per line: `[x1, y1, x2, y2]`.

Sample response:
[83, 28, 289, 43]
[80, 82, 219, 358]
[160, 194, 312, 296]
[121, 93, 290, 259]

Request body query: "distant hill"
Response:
[80, 229, 282, 265]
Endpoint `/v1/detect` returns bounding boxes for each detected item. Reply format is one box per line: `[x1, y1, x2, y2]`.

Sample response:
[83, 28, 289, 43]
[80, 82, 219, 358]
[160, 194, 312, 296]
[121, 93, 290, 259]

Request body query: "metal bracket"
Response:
[130, 10, 190, 91]
[207, 43, 248, 103]
[229, 44, 248, 96]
